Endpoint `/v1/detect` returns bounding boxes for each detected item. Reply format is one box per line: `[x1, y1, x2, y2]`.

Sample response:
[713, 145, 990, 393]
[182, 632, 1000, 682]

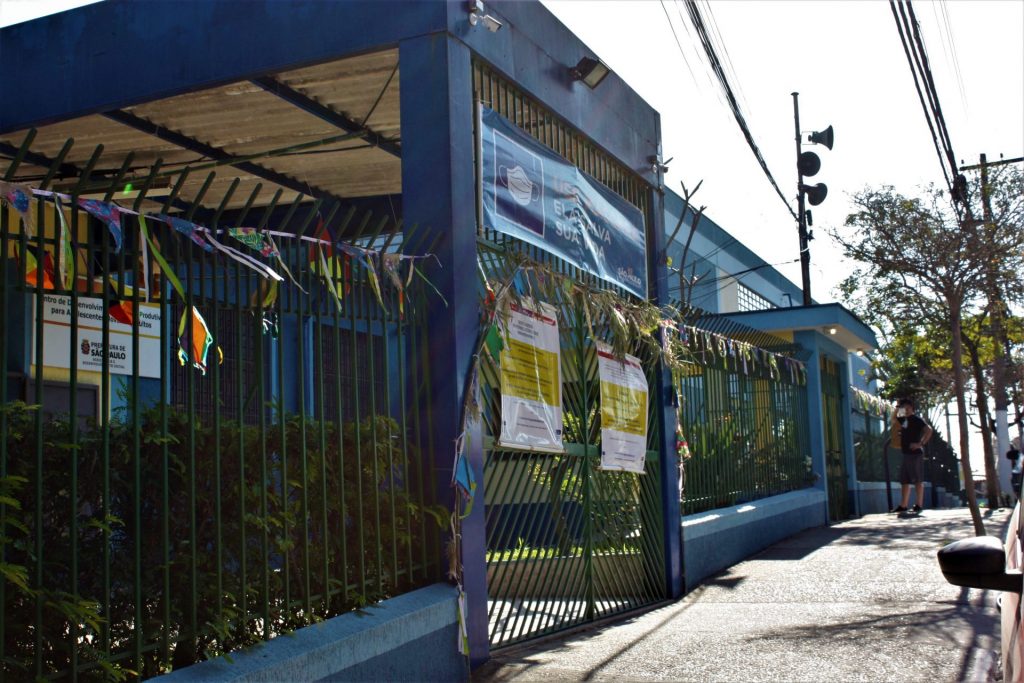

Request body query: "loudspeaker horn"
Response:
[798, 151, 821, 177]
[801, 182, 828, 206]
[808, 125, 834, 150]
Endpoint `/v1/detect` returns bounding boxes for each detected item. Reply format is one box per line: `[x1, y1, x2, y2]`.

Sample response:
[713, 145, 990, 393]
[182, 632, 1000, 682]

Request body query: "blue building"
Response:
[0, 1, 919, 679]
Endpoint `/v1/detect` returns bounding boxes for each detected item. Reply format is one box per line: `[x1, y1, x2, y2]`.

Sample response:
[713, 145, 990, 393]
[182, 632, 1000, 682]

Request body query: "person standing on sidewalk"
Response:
[892, 398, 932, 513]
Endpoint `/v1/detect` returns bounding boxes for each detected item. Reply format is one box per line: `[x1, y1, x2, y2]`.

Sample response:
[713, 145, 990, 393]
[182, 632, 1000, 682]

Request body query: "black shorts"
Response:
[900, 451, 924, 485]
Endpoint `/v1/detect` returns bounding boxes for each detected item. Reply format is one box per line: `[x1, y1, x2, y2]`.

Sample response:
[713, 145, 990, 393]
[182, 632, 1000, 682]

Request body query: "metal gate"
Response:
[821, 356, 850, 520]
[477, 246, 667, 650]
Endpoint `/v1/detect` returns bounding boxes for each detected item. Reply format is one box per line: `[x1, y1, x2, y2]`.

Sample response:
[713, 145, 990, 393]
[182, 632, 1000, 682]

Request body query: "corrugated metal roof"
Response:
[0, 48, 401, 212]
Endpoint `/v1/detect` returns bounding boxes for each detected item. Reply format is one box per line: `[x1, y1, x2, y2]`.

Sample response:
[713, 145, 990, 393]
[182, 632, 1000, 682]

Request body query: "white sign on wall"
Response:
[597, 341, 649, 474]
[498, 299, 563, 452]
[32, 294, 162, 379]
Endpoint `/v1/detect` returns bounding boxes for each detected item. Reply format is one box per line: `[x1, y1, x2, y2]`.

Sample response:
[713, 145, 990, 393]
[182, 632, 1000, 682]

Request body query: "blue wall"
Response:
[663, 190, 804, 311]
[682, 490, 827, 588]
[162, 583, 466, 682]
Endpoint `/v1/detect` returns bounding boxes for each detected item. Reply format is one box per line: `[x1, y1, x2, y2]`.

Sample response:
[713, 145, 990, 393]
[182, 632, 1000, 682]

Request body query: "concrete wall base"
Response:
[855, 481, 935, 515]
[682, 489, 827, 589]
[163, 583, 467, 682]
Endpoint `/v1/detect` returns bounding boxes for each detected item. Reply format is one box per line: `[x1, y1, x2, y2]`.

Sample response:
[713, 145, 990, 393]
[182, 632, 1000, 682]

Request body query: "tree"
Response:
[833, 184, 1021, 535]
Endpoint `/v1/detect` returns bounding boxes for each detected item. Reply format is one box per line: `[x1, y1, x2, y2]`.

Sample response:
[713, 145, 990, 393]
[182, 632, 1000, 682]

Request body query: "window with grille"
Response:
[317, 324, 387, 423]
[170, 305, 261, 424]
[737, 284, 776, 312]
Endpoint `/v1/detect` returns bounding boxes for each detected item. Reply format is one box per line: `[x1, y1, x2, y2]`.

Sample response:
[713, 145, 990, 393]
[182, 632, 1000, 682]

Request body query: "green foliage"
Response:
[677, 375, 810, 514]
[0, 402, 441, 679]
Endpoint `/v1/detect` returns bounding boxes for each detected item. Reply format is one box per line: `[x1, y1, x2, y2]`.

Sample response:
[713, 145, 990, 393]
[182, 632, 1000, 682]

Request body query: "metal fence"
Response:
[675, 335, 812, 516]
[1, 138, 442, 679]
[853, 408, 961, 496]
[666, 264, 815, 516]
[477, 236, 668, 649]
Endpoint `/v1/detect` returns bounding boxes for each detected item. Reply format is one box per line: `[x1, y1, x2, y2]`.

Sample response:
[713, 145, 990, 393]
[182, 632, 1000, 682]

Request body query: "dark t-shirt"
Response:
[900, 414, 927, 454]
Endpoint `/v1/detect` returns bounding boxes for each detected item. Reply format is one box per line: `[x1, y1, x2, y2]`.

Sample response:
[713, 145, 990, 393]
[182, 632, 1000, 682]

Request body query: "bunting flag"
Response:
[3, 186, 443, 347]
[677, 324, 806, 386]
[452, 432, 477, 520]
[317, 244, 344, 313]
[177, 306, 215, 375]
[23, 249, 55, 290]
[361, 252, 386, 311]
[204, 230, 284, 282]
[139, 216, 187, 301]
[852, 386, 889, 417]
[381, 252, 406, 317]
[108, 300, 135, 326]
[78, 198, 125, 251]
[228, 227, 279, 258]
[251, 279, 280, 337]
[0, 181, 37, 236]
[158, 214, 214, 253]
[53, 196, 75, 290]
[305, 219, 345, 296]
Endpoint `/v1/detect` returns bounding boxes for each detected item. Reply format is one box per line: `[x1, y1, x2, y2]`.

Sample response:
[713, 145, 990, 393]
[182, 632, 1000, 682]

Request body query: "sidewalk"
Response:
[476, 507, 1012, 682]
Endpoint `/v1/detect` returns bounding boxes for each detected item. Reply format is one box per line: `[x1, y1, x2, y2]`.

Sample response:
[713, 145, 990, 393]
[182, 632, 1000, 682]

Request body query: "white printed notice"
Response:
[597, 342, 648, 473]
[498, 300, 563, 452]
[32, 294, 162, 379]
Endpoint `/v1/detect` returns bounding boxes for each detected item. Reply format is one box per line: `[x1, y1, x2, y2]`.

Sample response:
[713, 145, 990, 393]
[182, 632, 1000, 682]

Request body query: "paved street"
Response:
[477, 507, 1012, 682]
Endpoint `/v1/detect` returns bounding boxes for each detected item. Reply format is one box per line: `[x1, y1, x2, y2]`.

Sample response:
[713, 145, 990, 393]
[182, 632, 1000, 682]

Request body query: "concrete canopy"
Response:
[720, 303, 879, 354]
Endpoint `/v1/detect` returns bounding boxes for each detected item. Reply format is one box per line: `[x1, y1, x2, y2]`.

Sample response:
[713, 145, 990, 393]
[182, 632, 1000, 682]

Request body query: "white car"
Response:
[938, 504, 1023, 680]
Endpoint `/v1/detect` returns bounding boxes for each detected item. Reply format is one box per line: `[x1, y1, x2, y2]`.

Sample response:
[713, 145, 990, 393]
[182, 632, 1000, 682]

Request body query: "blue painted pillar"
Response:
[399, 34, 488, 666]
[647, 162, 683, 598]
[795, 331, 829, 525]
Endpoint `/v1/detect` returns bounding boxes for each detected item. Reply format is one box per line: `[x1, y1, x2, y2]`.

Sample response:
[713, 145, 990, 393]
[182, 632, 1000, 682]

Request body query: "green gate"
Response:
[477, 245, 667, 650]
[821, 356, 850, 520]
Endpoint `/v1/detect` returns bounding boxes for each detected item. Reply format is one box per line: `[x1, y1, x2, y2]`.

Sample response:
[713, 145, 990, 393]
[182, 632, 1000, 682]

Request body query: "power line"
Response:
[890, 0, 964, 214]
[682, 0, 798, 222]
[932, 0, 969, 116]
[658, 0, 701, 91]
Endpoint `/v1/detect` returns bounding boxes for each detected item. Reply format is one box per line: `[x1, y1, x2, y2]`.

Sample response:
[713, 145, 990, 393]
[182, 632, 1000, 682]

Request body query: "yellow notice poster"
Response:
[498, 300, 563, 452]
[597, 341, 648, 473]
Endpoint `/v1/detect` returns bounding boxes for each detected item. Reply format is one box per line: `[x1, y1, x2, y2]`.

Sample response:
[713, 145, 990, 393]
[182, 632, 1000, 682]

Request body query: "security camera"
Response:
[481, 14, 503, 32]
[468, 0, 502, 32]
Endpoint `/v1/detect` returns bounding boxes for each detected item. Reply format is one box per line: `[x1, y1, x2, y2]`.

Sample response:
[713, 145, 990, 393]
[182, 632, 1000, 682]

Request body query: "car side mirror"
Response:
[937, 535, 1023, 593]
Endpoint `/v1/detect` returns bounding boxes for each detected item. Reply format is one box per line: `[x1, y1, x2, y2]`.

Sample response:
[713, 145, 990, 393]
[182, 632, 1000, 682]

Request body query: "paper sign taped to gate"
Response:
[498, 300, 563, 452]
[597, 342, 648, 473]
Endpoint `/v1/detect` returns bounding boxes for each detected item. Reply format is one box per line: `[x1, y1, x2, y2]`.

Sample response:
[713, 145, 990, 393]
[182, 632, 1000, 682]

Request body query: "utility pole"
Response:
[792, 93, 811, 306]
[791, 93, 832, 307]
[979, 153, 1012, 485]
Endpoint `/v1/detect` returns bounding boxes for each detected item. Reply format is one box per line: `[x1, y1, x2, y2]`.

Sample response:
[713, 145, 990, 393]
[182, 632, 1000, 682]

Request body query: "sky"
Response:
[4, 0, 1023, 472]
[3, 0, 1020, 301]
[541, 0, 1024, 305]
[540, 0, 1024, 473]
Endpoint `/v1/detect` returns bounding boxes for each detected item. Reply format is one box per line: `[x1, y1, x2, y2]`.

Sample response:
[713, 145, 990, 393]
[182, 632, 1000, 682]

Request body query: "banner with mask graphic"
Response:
[498, 300, 563, 453]
[479, 107, 648, 299]
[597, 342, 648, 474]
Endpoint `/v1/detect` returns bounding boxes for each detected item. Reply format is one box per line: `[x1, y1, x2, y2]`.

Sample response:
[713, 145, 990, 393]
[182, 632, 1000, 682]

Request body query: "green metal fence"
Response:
[821, 356, 850, 520]
[472, 62, 668, 650]
[0, 136, 442, 679]
[675, 349, 811, 516]
[853, 408, 962, 496]
[477, 238, 667, 650]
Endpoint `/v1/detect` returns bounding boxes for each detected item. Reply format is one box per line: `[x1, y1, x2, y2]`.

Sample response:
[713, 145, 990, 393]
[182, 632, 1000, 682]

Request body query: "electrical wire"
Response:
[683, 0, 798, 222]
[658, 0, 701, 90]
[932, 0, 969, 116]
[890, 0, 964, 219]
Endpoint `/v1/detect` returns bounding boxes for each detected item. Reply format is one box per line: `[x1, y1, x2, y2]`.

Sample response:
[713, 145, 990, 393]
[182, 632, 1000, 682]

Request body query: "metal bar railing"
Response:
[677, 360, 811, 516]
[0, 135, 443, 679]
